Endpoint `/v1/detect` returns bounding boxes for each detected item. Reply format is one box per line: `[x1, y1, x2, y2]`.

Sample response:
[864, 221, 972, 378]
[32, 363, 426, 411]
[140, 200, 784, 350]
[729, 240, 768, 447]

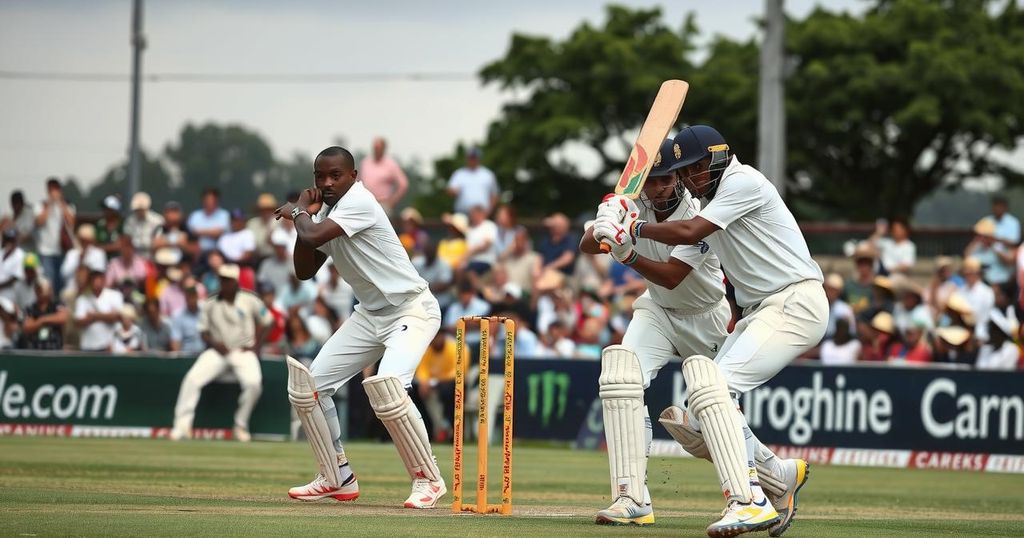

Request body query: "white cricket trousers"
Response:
[716, 279, 829, 393]
[172, 349, 263, 432]
[623, 294, 732, 388]
[310, 289, 441, 449]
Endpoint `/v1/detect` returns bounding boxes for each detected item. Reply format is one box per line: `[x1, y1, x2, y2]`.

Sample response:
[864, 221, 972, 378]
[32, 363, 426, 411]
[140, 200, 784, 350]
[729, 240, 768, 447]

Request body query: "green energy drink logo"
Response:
[527, 371, 569, 427]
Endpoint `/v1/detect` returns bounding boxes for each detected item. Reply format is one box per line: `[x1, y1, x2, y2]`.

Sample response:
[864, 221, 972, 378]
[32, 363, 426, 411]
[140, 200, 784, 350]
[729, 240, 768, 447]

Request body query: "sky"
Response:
[0, 0, 865, 203]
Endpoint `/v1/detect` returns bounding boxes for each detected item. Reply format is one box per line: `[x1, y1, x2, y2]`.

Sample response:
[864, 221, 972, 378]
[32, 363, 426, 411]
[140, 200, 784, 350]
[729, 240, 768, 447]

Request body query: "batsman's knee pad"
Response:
[658, 406, 711, 461]
[682, 354, 752, 502]
[363, 374, 440, 481]
[599, 345, 647, 503]
[287, 356, 342, 488]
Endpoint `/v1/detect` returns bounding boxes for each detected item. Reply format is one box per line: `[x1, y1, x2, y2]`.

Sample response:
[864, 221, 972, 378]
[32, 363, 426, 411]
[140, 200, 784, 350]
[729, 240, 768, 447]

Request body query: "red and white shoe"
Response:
[403, 474, 446, 509]
[288, 473, 359, 502]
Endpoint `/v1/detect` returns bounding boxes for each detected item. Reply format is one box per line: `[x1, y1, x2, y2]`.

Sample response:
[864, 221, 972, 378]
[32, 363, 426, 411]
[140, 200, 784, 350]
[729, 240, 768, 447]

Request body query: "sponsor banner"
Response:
[515, 358, 1024, 455]
[0, 353, 290, 436]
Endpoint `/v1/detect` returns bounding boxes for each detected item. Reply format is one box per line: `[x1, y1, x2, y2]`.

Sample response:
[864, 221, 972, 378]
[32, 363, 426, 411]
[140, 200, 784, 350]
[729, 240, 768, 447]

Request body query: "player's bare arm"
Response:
[639, 216, 719, 246]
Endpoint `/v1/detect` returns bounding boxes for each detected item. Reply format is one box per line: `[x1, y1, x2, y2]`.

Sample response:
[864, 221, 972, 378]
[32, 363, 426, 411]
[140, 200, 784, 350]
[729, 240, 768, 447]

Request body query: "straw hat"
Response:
[871, 311, 895, 334]
[824, 273, 844, 291]
[935, 256, 956, 270]
[973, 218, 996, 237]
[936, 326, 971, 346]
[120, 304, 138, 321]
[872, 275, 895, 292]
[77, 223, 96, 241]
[256, 193, 278, 210]
[851, 241, 878, 260]
[441, 213, 469, 235]
[400, 207, 424, 226]
[534, 268, 565, 292]
[130, 192, 152, 211]
[217, 264, 241, 280]
[962, 257, 982, 274]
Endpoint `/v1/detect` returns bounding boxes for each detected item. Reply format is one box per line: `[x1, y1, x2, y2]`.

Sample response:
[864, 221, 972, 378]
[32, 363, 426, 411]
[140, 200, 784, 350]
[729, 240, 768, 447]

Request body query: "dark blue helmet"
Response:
[648, 138, 678, 177]
[669, 125, 731, 199]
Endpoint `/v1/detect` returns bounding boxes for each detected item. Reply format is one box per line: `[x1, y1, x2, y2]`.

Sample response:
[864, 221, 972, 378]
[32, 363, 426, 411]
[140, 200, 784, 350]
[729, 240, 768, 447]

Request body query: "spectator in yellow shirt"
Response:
[415, 329, 458, 442]
[437, 213, 468, 271]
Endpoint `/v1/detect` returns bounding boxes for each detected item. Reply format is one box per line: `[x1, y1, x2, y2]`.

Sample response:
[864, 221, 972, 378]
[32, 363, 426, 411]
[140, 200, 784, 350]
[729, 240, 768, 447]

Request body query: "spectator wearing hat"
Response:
[939, 292, 976, 332]
[217, 209, 256, 267]
[870, 217, 916, 274]
[13, 252, 42, 309]
[537, 212, 578, 278]
[437, 213, 469, 271]
[74, 269, 125, 352]
[447, 147, 498, 215]
[139, 298, 173, 352]
[927, 256, 963, 319]
[862, 311, 897, 361]
[398, 207, 429, 260]
[414, 239, 454, 312]
[18, 279, 65, 350]
[34, 178, 76, 292]
[823, 273, 856, 340]
[819, 318, 861, 366]
[892, 275, 933, 335]
[169, 278, 204, 355]
[961, 257, 995, 338]
[112, 304, 143, 354]
[95, 195, 125, 254]
[124, 192, 164, 257]
[152, 201, 194, 262]
[60, 224, 107, 285]
[360, 137, 409, 214]
[856, 275, 896, 338]
[1, 190, 37, 251]
[966, 218, 1014, 290]
[247, 193, 282, 260]
[256, 229, 294, 293]
[845, 241, 878, 314]
[933, 325, 976, 365]
[106, 235, 151, 288]
[976, 309, 1020, 370]
[888, 318, 933, 364]
[170, 264, 272, 442]
[0, 229, 26, 304]
[187, 188, 230, 255]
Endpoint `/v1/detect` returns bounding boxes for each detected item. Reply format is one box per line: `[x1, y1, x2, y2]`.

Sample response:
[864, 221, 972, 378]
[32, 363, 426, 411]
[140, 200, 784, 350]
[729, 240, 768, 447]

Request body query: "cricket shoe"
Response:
[232, 426, 251, 442]
[766, 459, 810, 537]
[288, 471, 359, 502]
[595, 496, 655, 526]
[706, 498, 780, 538]
[403, 472, 446, 509]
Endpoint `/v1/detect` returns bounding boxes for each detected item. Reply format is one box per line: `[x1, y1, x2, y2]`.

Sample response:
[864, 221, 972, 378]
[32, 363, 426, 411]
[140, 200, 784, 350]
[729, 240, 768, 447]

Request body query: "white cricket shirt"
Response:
[74, 289, 124, 351]
[634, 192, 725, 312]
[314, 181, 427, 311]
[698, 157, 823, 308]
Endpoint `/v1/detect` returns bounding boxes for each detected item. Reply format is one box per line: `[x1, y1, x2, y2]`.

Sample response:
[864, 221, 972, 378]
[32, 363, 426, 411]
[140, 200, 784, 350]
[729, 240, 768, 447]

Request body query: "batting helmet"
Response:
[648, 138, 679, 177]
[668, 125, 731, 199]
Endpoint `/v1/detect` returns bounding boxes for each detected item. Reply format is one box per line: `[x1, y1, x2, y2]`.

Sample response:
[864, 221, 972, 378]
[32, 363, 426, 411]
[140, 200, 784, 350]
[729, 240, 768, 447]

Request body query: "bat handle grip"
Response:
[599, 242, 611, 254]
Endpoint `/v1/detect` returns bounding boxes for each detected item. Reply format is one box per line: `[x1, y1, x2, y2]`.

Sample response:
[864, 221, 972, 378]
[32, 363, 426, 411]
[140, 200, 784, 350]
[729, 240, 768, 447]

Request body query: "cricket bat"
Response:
[600, 79, 689, 253]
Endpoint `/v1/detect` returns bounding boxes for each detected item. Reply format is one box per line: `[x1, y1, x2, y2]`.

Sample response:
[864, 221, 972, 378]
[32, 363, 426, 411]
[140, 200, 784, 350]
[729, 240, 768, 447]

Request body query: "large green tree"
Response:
[437, 1, 1024, 220]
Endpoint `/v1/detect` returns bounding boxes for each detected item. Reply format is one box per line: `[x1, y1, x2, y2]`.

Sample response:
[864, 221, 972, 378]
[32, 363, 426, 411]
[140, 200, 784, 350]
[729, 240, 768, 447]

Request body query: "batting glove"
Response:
[593, 218, 638, 264]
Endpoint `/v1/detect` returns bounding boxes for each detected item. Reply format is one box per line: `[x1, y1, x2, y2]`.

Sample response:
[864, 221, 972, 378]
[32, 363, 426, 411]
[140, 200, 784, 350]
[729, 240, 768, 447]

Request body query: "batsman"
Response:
[593, 125, 826, 537]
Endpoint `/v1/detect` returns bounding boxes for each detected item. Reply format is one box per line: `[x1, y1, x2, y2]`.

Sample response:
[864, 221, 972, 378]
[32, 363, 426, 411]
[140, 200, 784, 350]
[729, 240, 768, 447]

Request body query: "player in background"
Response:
[275, 146, 446, 509]
[595, 126, 826, 537]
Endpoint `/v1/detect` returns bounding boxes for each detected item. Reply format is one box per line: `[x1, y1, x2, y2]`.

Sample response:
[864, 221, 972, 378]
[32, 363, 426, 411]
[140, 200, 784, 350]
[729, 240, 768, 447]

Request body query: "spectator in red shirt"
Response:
[862, 311, 897, 361]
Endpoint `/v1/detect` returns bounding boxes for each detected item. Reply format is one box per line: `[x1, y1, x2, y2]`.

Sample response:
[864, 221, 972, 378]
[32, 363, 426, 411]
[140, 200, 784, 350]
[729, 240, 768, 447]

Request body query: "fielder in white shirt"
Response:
[595, 125, 827, 538]
[274, 146, 445, 509]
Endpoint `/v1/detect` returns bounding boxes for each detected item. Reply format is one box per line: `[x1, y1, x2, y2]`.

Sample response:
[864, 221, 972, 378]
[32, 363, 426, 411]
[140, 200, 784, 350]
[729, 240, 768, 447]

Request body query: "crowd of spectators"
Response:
[1, 150, 1021, 414]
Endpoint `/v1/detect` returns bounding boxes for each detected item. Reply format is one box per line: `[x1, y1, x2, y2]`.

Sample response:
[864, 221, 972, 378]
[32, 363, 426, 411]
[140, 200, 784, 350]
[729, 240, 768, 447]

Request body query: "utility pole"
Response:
[127, 0, 145, 199]
[758, 0, 786, 195]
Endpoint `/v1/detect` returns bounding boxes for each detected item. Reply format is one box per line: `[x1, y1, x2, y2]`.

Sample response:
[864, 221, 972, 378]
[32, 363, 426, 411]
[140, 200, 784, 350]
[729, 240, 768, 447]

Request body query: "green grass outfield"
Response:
[1, 437, 1022, 537]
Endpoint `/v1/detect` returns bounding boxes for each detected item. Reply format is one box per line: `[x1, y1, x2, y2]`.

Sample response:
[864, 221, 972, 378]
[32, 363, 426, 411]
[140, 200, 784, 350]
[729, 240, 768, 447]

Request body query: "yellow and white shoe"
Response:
[706, 498, 780, 538]
[595, 496, 655, 526]
[767, 459, 810, 537]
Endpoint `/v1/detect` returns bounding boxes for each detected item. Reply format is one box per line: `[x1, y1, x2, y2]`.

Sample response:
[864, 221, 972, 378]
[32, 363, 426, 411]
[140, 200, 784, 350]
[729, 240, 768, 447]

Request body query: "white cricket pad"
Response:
[362, 374, 441, 482]
[682, 355, 753, 503]
[598, 345, 647, 504]
[287, 356, 342, 488]
[658, 406, 711, 461]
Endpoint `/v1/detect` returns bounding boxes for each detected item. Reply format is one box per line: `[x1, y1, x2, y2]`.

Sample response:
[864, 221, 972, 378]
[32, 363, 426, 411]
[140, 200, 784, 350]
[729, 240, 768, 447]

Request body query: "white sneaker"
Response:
[595, 496, 655, 526]
[706, 498, 780, 538]
[233, 427, 252, 442]
[766, 459, 810, 537]
[403, 472, 446, 509]
[288, 472, 359, 502]
[168, 427, 190, 441]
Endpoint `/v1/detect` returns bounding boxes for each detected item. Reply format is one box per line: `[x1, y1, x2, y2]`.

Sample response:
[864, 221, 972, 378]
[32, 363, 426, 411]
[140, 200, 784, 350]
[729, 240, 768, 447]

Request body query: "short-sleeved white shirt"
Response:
[217, 229, 256, 263]
[74, 289, 124, 351]
[634, 193, 725, 312]
[466, 220, 499, 265]
[448, 166, 498, 214]
[314, 182, 427, 311]
[199, 290, 272, 350]
[698, 157, 823, 308]
[0, 247, 25, 303]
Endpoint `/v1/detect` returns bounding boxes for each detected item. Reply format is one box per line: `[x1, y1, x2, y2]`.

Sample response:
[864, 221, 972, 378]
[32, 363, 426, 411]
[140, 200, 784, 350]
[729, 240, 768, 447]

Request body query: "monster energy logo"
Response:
[527, 371, 570, 428]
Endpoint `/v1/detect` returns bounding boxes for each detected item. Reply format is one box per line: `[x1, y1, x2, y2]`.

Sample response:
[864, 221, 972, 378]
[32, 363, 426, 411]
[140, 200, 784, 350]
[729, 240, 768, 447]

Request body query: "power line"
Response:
[0, 70, 478, 84]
